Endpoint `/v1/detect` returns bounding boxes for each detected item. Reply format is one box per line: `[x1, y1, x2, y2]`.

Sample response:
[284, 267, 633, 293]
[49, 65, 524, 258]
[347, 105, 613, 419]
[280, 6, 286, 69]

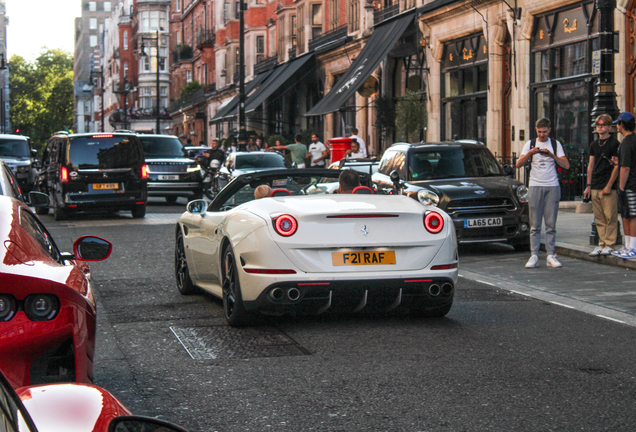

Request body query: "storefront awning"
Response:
[210, 70, 274, 123]
[245, 53, 315, 113]
[305, 11, 415, 116]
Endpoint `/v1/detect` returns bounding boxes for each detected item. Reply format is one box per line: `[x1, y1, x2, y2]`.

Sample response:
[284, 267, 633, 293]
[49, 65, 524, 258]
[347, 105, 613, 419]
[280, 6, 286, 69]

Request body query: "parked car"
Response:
[0, 369, 187, 432]
[0, 134, 38, 191]
[139, 134, 204, 203]
[372, 141, 530, 251]
[175, 169, 458, 326]
[35, 132, 148, 220]
[0, 195, 112, 388]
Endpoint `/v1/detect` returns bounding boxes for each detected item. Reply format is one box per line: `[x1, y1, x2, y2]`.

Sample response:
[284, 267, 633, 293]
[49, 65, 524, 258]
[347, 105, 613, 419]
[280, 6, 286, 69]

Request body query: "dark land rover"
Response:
[36, 132, 148, 220]
[373, 142, 530, 251]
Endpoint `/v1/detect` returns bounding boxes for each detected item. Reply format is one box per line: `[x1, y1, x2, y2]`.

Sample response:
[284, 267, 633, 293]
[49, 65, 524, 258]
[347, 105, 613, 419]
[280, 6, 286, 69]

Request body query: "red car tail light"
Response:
[60, 166, 69, 183]
[243, 269, 297, 274]
[431, 263, 458, 270]
[273, 214, 297, 237]
[0, 294, 17, 321]
[92, 134, 114, 138]
[24, 294, 60, 321]
[424, 211, 444, 234]
[141, 164, 149, 179]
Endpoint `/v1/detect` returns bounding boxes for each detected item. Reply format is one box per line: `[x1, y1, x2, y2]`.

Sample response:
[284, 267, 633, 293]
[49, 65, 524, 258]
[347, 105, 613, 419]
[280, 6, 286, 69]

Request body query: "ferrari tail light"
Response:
[24, 294, 60, 321]
[431, 263, 458, 270]
[0, 294, 17, 321]
[424, 211, 444, 234]
[273, 214, 297, 237]
[141, 164, 149, 179]
[60, 166, 69, 183]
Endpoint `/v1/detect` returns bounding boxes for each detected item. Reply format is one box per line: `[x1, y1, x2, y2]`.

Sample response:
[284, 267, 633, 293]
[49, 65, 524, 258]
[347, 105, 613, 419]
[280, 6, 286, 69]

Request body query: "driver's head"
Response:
[254, 184, 271, 199]
[338, 169, 360, 194]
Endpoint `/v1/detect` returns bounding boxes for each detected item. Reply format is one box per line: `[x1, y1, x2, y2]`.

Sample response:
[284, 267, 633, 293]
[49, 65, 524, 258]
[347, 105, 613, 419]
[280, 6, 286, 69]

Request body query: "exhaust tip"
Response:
[270, 288, 284, 301]
[428, 284, 441, 296]
[287, 287, 300, 301]
[442, 283, 454, 296]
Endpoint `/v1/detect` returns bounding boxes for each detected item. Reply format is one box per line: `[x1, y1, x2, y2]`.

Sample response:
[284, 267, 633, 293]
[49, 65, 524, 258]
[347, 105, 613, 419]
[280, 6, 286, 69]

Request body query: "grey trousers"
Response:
[528, 186, 561, 256]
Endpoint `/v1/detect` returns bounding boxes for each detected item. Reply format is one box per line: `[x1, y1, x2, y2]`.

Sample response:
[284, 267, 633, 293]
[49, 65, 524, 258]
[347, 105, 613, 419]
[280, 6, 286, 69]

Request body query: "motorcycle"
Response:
[201, 158, 224, 200]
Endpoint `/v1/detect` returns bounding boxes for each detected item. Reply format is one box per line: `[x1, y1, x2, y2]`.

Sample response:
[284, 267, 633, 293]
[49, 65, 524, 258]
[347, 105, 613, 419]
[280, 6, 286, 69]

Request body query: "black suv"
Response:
[36, 132, 148, 220]
[138, 134, 204, 203]
[373, 142, 530, 250]
[0, 134, 38, 191]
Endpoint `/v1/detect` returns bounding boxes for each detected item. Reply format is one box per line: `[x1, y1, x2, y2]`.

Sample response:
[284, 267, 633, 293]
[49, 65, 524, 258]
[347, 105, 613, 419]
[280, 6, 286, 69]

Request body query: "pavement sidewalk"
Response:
[543, 204, 636, 270]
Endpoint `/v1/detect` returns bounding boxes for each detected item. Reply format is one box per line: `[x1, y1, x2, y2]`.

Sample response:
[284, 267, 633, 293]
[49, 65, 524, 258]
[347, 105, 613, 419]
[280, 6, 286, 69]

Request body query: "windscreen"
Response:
[69, 136, 141, 169]
[408, 147, 502, 180]
[235, 153, 287, 169]
[0, 139, 29, 158]
[140, 136, 187, 158]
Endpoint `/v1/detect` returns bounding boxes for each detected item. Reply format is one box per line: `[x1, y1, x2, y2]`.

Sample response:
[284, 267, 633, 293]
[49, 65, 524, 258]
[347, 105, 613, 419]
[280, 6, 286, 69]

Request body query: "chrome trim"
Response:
[353, 290, 368, 312]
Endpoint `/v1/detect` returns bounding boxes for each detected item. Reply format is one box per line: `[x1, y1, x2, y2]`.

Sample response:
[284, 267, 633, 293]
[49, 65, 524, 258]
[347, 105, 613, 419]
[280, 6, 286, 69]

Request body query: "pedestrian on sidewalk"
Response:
[613, 112, 636, 259]
[585, 114, 621, 256]
[268, 133, 308, 168]
[516, 118, 570, 268]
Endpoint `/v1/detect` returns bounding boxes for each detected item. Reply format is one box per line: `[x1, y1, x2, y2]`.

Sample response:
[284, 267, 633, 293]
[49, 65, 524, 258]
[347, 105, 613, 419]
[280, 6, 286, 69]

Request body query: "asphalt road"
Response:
[41, 202, 636, 432]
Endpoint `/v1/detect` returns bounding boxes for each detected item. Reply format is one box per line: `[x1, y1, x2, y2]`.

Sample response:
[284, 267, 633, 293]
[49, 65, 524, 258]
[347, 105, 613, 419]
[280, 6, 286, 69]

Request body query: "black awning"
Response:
[245, 53, 315, 113]
[305, 11, 415, 116]
[210, 70, 274, 122]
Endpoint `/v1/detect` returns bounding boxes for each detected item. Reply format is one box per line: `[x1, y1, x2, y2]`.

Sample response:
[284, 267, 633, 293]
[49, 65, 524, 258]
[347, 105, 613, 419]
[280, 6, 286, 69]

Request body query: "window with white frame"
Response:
[186, 70, 192, 82]
[176, 0, 181, 12]
[88, 1, 96, 11]
[105, 18, 110, 29]
[104, 1, 111, 12]
[256, 35, 264, 54]
[123, 31, 128, 50]
[141, 11, 166, 32]
[90, 35, 98, 47]
[89, 18, 97, 29]
[140, 87, 152, 109]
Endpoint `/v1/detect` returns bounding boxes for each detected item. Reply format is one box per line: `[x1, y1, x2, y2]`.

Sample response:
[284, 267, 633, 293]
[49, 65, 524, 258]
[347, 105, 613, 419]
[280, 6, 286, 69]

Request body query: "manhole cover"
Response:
[170, 326, 311, 360]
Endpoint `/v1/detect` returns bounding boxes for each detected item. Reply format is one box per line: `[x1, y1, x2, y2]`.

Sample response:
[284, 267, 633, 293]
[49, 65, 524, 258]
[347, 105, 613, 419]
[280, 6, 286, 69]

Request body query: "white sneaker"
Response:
[601, 246, 614, 255]
[525, 255, 539, 268]
[612, 247, 628, 256]
[589, 246, 603, 256]
[547, 254, 563, 268]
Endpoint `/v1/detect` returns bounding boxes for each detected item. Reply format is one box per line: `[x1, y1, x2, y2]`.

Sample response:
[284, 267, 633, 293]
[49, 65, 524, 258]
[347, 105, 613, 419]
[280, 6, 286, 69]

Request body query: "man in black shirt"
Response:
[613, 112, 636, 259]
[584, 114, 620, 256]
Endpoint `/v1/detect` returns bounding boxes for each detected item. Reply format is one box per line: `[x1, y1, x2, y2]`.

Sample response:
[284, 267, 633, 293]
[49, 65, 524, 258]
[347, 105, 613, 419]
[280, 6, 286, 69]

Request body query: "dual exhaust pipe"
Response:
[269, 287, 300, 302]
[428, 282, 453, 297]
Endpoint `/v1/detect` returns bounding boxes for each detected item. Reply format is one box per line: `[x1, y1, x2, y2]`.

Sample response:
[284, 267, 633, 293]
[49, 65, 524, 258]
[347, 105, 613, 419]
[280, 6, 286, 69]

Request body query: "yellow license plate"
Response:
[332, 250, 396, 266]
[93, 183, 119, 190]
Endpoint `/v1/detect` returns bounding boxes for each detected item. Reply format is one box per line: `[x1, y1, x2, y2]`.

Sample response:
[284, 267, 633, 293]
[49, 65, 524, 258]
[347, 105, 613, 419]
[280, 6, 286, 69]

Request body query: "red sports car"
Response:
[0, 195, 112, 389]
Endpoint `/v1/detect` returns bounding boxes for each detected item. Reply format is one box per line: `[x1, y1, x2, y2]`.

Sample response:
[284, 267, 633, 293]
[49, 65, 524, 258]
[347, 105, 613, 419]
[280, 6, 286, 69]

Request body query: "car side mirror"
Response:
[31, 149, 38, 158]
[27, 191, 49, 207]
[73, 236, 112, 261]
[109, 416, 189, 432]
[187, 199, 207, 215]
[389, 170, 401, 189]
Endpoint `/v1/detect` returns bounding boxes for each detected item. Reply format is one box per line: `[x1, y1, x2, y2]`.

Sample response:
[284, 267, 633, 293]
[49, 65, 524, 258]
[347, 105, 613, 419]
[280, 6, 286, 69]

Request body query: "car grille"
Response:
[446, 197, 516, 212]
[148, 163, 189, 173]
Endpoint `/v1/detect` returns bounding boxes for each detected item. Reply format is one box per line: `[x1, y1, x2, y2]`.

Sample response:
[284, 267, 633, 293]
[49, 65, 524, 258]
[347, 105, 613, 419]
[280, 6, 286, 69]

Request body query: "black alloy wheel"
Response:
[131, 205, 146, 218]
[175, 230, 196, 295]
[222, 247, 252, 327]
[53, 203, 67, 221]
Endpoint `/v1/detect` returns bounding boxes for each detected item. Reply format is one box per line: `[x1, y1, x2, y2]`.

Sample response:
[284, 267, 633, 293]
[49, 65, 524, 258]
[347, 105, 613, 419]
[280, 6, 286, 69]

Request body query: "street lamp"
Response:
[139, 28, 163, 134]
[0, 53, 7, 134]
[113, 74, 131, 130]
[90, 69, 105, 132]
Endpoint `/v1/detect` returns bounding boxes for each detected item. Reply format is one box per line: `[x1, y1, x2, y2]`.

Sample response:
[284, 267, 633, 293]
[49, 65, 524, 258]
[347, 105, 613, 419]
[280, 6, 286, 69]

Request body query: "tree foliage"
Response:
[9, 49, 74, 149]
[180, 80, 204, 98]
[395, 91, 427, 143]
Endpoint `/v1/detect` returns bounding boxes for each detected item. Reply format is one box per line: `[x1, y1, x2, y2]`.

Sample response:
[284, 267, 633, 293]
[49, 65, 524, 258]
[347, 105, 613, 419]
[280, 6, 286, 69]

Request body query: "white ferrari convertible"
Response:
[175, 169, 458, 326]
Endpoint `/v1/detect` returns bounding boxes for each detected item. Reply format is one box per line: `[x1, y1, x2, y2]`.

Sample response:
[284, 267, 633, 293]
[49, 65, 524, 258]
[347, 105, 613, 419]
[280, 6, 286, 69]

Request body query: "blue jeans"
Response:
[528, 186, 561, 256]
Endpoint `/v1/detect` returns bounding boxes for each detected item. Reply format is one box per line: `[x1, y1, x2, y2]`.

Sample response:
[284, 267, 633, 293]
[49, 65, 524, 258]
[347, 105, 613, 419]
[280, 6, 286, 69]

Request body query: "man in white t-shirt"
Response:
[306, 133, 328, 167]
[515, 117, 570, 268]
[350, 128, 367, 157]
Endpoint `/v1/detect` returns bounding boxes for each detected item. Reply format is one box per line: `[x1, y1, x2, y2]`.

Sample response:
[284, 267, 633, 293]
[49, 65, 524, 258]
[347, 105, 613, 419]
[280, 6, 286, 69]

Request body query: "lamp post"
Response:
[237, 0, 246, 150]
[90, 68, 105, 132]
[140, 29, 163, 134]
[0, 53, 6, 134]
[113, 74, 131, 130]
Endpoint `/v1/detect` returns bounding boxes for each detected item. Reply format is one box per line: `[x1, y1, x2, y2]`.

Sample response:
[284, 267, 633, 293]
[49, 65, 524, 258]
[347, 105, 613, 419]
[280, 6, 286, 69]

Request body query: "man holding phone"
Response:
[516, 118, 570, 268]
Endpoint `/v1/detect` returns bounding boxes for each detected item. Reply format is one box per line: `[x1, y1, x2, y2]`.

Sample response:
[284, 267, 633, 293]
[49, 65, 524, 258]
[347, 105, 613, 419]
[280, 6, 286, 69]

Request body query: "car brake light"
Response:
[273, 214, 297, 237]
[243, 268, 297, 274]
[431, 263, 458, 270]
[92, 134, 113, 138]
[60, 166, 69, 183]
[141, 164, 149, 179]
[424, 211, 444, 234]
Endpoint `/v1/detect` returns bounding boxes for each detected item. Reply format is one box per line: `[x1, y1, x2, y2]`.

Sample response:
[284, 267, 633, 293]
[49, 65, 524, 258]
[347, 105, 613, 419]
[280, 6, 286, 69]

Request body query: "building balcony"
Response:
[308, 25, 348, 52]
[172, 44, 194, 63]
[374, 3, 399, 24]
[254, 55, 278, 74]
[197, 29, 215, 48]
